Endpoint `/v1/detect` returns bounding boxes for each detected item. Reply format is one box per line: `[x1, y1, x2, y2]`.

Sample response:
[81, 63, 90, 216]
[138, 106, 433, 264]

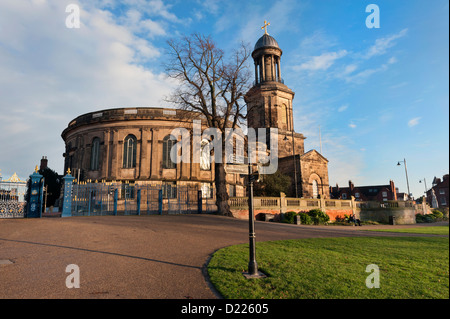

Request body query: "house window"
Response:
[382, 191, 388, 197]
[342, 193, 347, 199]
[162, 135, 177, 169]
[441, 197, 447, 206]
[355, 192, 360, 198]
[439, 189, 445, 195]
[123, 135, 137, 168]
[90, 137, 100, 170]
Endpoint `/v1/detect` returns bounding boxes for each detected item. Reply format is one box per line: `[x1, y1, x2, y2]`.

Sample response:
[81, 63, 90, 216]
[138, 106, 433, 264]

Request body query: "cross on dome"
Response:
[261, 20, 270, 35]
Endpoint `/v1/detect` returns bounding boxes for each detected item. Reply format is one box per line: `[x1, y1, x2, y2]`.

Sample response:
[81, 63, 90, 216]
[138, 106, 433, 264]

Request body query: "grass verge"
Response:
[363, 225, 448, 235]
[207, 237, 449, 299]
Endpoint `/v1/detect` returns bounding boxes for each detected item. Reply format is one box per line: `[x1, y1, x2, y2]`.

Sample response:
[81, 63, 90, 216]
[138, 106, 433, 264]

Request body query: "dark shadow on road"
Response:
[0, 237, 202, 270]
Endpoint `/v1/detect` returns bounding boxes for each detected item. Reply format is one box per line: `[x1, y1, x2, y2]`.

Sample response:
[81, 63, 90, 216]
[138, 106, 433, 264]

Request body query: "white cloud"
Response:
[389, 82, 408, 89]
[343, 64, 358, 75]
[408, 117, 421, 127]
[388, 56, 398, 64]
[338, 104, 349, 112]
[343, 63, 389, 84]
[296, 50, 348, 71]
[349, 123, 357, 129]
[0, 0, 176, 177]
[365, 29, 408, 59]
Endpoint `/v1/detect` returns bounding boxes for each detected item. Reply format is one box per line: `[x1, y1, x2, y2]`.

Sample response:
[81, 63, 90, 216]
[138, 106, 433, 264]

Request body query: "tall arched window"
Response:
[90, 137, 100, 170]
[162, 135, 176, 169]
[200, 139, 211, 171]
[123, 134, 137, 168]
[312, 180, 319, 199]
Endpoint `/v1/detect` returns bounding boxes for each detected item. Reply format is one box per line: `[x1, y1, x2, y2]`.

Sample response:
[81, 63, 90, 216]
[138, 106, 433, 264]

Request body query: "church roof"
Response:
[254, 34, 279, 50]
[300, 149, 329, 162]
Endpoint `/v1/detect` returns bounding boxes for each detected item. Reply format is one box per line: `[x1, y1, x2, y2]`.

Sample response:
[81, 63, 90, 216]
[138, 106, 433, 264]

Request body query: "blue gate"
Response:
[65, 181, 208, 217]
[71, 182, 140, 216]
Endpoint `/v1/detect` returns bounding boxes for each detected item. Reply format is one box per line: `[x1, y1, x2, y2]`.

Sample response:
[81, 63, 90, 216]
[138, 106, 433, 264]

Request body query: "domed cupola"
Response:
[254, 33, 280, 51]
[252, 20, 283, 85]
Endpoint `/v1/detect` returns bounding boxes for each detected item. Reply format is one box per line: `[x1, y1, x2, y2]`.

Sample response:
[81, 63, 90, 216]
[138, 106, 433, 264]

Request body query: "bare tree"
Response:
[164, 33, 252, 216]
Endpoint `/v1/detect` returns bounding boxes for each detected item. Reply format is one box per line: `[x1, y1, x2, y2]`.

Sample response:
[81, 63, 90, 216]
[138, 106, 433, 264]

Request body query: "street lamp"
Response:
[397, 158, 410, 199]
[419, 178, 428, 204]
[419, 178, 428, 194]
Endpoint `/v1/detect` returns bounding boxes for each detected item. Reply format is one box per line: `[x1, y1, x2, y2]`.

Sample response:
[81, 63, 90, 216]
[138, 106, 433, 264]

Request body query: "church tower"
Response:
[245, 21, 305, 159]
[245, 22, 330, 199]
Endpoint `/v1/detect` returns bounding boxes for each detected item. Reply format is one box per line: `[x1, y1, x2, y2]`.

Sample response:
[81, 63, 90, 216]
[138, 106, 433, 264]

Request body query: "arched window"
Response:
[312, 180, 319, 199]
[90, 137, 100, 170]
[162, 135, 176, 169]
[123, 135, 137, 168]
[200, 139, 211, 171]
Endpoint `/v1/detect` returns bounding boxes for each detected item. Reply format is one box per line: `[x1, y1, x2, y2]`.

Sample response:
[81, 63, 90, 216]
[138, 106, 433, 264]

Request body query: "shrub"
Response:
[283, 211, 298, 224]
[335, 214, 350, 223]
[307, 209, 330, 225]
[299, 212, 313, 225]
[432, 210, 444, 220]
[416, 214, 425, 223]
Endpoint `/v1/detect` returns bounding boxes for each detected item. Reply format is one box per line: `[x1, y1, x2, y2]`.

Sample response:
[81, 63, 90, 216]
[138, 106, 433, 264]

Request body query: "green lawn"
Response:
[207, 237, 449, 299]
[364, 225, 449, 235]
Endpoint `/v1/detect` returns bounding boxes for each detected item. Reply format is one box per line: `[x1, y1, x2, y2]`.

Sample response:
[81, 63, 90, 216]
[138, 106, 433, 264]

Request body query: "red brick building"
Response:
[427, 174, 449, 208]
[330, 180, 397, 202]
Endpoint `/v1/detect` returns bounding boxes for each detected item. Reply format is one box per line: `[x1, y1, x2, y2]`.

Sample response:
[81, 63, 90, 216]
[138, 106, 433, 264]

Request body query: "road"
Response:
[0, 214, 446, 299]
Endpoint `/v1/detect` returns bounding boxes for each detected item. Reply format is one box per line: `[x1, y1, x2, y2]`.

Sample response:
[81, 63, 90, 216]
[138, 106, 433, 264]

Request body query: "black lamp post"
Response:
[284, 134, 298, 198]
[243, 161, 265, 279]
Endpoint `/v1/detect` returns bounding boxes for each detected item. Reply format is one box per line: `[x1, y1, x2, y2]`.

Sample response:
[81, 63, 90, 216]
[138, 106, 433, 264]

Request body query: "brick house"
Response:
[330, 180, 397, 202]
[427, 174, 449, 208]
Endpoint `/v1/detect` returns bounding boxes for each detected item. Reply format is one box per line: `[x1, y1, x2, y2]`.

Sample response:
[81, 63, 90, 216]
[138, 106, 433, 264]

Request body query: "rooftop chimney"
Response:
[40, 156, 48, 171]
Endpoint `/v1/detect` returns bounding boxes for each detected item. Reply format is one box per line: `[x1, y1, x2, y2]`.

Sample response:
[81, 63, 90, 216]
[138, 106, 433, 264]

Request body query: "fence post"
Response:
[351, 196, 356, 216]
[114, 188, 118, 215]
[280, 192, 286, 214]
[137, 188, 141, 216]
[198, 190, 202, 214]
[61, 171, 74, 218]
[158, 189, 163, 215]
[87, 183, 91, 216]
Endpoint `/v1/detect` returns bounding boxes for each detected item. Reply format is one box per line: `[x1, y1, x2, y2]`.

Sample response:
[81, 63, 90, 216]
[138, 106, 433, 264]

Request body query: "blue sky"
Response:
[0, 0, 448, 199]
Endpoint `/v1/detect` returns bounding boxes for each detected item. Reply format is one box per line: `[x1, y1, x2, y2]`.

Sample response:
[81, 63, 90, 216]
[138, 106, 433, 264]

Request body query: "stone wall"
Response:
[358, 201, 417, 224]
[229, 194, 417, 224]
[229, 195, 358, 221]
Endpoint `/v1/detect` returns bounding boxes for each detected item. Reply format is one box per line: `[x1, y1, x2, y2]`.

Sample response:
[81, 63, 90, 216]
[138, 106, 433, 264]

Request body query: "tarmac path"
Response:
[0, 214, 447, 299]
